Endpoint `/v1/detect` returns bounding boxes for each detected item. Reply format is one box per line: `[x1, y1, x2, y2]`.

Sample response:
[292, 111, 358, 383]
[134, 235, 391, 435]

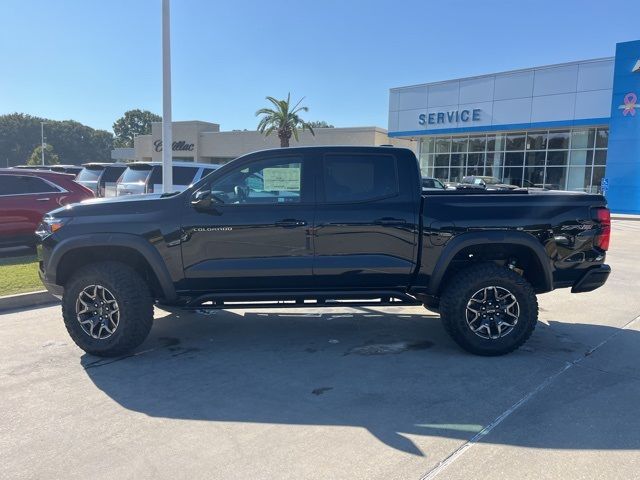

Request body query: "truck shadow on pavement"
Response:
[80, 308, 640, 457]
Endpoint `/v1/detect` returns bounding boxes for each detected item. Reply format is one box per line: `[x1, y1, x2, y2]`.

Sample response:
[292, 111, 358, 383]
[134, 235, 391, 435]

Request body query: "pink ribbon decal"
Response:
[622, 92, 637, 116]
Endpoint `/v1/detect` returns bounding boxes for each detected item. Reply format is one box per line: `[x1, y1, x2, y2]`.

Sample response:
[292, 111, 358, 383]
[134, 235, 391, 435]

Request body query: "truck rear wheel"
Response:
[62, 261, 154, 357]
[439, 263, 538, 356]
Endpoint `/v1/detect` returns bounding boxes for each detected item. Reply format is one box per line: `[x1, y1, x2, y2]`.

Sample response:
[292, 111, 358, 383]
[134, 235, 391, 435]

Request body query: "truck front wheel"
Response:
[439, 263, 538, 356]
[62, 261, 154, 357]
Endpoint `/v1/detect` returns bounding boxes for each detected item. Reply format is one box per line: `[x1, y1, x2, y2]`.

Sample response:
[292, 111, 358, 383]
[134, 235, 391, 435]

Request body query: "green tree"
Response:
[27, 144, 59, 166]
[0, 113, 113, 166]
[113, 109, 162, 148]
[255, 94, 315, 147]
[308, 120, 334, 128]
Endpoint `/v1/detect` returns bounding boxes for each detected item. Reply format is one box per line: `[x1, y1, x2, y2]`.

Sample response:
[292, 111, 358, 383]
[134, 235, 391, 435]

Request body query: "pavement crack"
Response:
[419, 313, 640, 480]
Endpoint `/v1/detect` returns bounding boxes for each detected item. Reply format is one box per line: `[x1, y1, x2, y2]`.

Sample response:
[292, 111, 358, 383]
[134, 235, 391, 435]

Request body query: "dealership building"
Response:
[388, 39, 640, 214]
[124, 123, 415, 164]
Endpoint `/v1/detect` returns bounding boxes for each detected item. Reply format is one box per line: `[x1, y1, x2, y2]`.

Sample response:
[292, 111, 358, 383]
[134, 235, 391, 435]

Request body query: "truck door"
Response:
[181, 152, 315, 291]
[313, 151, 419, 289]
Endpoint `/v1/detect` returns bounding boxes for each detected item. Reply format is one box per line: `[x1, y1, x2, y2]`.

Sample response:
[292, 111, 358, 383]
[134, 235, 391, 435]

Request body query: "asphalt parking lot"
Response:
[1, 220, 639, 480]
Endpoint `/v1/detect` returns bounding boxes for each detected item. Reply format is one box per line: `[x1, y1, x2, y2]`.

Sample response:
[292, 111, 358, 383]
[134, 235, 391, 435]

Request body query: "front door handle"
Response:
[275, 219, 307, 228]
[374, 217, 407, 226]
[36, 197, 50, 202]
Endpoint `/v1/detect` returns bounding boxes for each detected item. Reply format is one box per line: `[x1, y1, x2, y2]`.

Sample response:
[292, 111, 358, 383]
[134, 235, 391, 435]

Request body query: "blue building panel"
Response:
[606, 40, 640, 214]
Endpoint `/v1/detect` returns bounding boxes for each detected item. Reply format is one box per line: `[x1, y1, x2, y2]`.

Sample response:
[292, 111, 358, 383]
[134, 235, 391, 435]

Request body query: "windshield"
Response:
[120, 166, 152, 184]
[423, 178, 444, 189]
[77, 167, 102, 182]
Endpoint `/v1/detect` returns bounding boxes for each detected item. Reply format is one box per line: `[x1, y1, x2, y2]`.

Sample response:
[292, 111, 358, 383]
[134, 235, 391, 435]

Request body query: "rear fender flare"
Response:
[427, 230, 553, 295]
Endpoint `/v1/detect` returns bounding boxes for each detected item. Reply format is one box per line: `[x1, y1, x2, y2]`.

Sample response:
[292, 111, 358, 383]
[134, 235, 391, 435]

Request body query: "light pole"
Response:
[40, 122, 46, 166]
[161, 0, 173, 192]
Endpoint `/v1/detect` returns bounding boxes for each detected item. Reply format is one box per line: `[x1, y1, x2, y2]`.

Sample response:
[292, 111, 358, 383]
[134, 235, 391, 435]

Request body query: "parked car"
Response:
[37, 146, 610, 358]
[116, 162, 219, 196]
[76, 163, 128, 197]
[422, 177, 446, 190]
[13, 165, 53, 171]
[0, 169, 93, 248]
[457, 175, 518, 190]
[14, 165, 83, 177]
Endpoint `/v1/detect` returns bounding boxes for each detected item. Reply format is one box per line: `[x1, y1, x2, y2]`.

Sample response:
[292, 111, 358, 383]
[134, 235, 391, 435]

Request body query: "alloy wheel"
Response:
[465, 286, 520, 340]
[76, 285, 120, 339]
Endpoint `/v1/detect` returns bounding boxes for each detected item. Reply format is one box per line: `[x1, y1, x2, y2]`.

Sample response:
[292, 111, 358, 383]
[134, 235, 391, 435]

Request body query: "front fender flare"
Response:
[47, 233, 177, 302]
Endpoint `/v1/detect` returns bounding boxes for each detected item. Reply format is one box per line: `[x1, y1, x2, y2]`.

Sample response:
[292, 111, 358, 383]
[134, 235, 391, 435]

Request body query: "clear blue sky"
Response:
[0, 0, 633, 133]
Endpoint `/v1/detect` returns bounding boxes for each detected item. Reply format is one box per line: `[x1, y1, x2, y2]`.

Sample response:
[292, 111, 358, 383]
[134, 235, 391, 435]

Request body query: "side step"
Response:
[184, 290, 422, 310]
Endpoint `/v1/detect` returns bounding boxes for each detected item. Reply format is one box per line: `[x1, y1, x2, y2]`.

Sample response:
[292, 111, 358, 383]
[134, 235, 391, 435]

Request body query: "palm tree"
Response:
[255, 93, 315, 147]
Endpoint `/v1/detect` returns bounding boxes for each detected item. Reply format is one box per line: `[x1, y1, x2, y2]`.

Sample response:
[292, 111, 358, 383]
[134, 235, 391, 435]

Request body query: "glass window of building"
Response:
[526, 131, 547, 150]
[548, 130, 570, 149]
[435, 137, 451, 153]
[418, 126, 608, 192]
[547, 150, 569, 166]
[571, 128, 596, 149]
[487, 133, 505, 151]
[451, 136, 467, 153]
[526, 151, 546, 166]
[506, 132, 526, 151]
[468, 135, 486, 152]
[595, 128, 608, 148]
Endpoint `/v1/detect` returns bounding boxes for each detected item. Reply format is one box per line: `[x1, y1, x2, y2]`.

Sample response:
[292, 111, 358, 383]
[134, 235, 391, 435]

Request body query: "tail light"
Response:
[593, 207, 611, 251]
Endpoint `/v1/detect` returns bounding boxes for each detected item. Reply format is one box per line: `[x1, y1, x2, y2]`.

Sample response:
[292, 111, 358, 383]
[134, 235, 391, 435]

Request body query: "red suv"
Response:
[0, 169, 94, 248]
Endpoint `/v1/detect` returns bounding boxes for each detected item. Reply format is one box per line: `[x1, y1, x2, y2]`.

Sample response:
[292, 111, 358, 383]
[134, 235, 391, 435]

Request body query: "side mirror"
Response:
[191, 190, 213, 209]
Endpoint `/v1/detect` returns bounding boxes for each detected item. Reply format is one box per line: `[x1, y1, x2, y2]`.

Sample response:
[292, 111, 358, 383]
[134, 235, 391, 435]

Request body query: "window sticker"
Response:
[263, 167, 300, 191]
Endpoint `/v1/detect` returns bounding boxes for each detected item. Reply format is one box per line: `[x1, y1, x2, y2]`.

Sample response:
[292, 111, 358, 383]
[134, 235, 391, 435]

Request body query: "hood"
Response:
[47, 192, 180, 218]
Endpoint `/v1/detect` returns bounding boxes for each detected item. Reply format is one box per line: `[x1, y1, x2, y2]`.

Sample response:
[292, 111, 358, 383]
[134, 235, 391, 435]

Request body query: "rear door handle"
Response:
[374, 217, 407, 226]
[36, 198, 50, 202]
[275, 219, 307, 228]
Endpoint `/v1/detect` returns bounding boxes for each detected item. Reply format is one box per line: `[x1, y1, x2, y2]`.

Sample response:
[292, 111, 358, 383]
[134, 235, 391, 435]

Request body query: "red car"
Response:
[0, 169, 94, 248]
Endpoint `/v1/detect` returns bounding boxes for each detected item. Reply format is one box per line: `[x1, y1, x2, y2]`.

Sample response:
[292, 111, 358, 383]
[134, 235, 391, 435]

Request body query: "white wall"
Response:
[389, 58, 614, 135]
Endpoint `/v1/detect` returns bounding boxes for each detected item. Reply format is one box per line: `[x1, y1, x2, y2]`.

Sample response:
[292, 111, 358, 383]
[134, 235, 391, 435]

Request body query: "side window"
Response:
[25, 176, 60, 193]
[0, 176, 59, 195]
[0, 176, 21, 195]
[210, 157, 303, 204]
[323, 154, 398, 203]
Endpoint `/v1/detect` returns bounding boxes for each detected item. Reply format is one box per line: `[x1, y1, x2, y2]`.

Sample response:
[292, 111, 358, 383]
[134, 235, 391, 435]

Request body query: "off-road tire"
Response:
[62, 261, 154, 357]
[439, 263, 538, 356]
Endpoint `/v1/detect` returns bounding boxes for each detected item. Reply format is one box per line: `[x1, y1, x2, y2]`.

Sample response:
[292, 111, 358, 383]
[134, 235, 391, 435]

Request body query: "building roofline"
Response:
[390, 56, 615, 92]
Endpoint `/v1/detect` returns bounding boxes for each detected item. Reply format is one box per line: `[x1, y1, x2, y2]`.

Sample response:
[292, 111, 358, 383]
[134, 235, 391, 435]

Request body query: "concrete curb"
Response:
[0, 290, 59, 313]
[612, 214, 640, 221]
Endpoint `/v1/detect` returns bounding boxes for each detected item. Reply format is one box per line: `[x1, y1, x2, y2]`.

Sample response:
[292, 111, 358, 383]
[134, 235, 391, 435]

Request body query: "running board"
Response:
[184, 290, 422, 310]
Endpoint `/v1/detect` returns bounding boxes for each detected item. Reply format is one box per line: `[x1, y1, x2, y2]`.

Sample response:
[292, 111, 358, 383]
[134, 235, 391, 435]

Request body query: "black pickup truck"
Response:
[37, 146, 611, 357]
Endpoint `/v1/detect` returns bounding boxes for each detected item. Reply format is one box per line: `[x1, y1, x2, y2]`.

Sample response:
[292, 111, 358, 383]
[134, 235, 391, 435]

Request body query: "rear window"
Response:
[147, 166, 162, 185]
[101, 166, 127, 182]
[173, 166, 198, 185]
[121, 166, 153, 184]
[77, 167, 103, 182]
[322, 154, 398, 203]
[147, 166, 198, 186]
